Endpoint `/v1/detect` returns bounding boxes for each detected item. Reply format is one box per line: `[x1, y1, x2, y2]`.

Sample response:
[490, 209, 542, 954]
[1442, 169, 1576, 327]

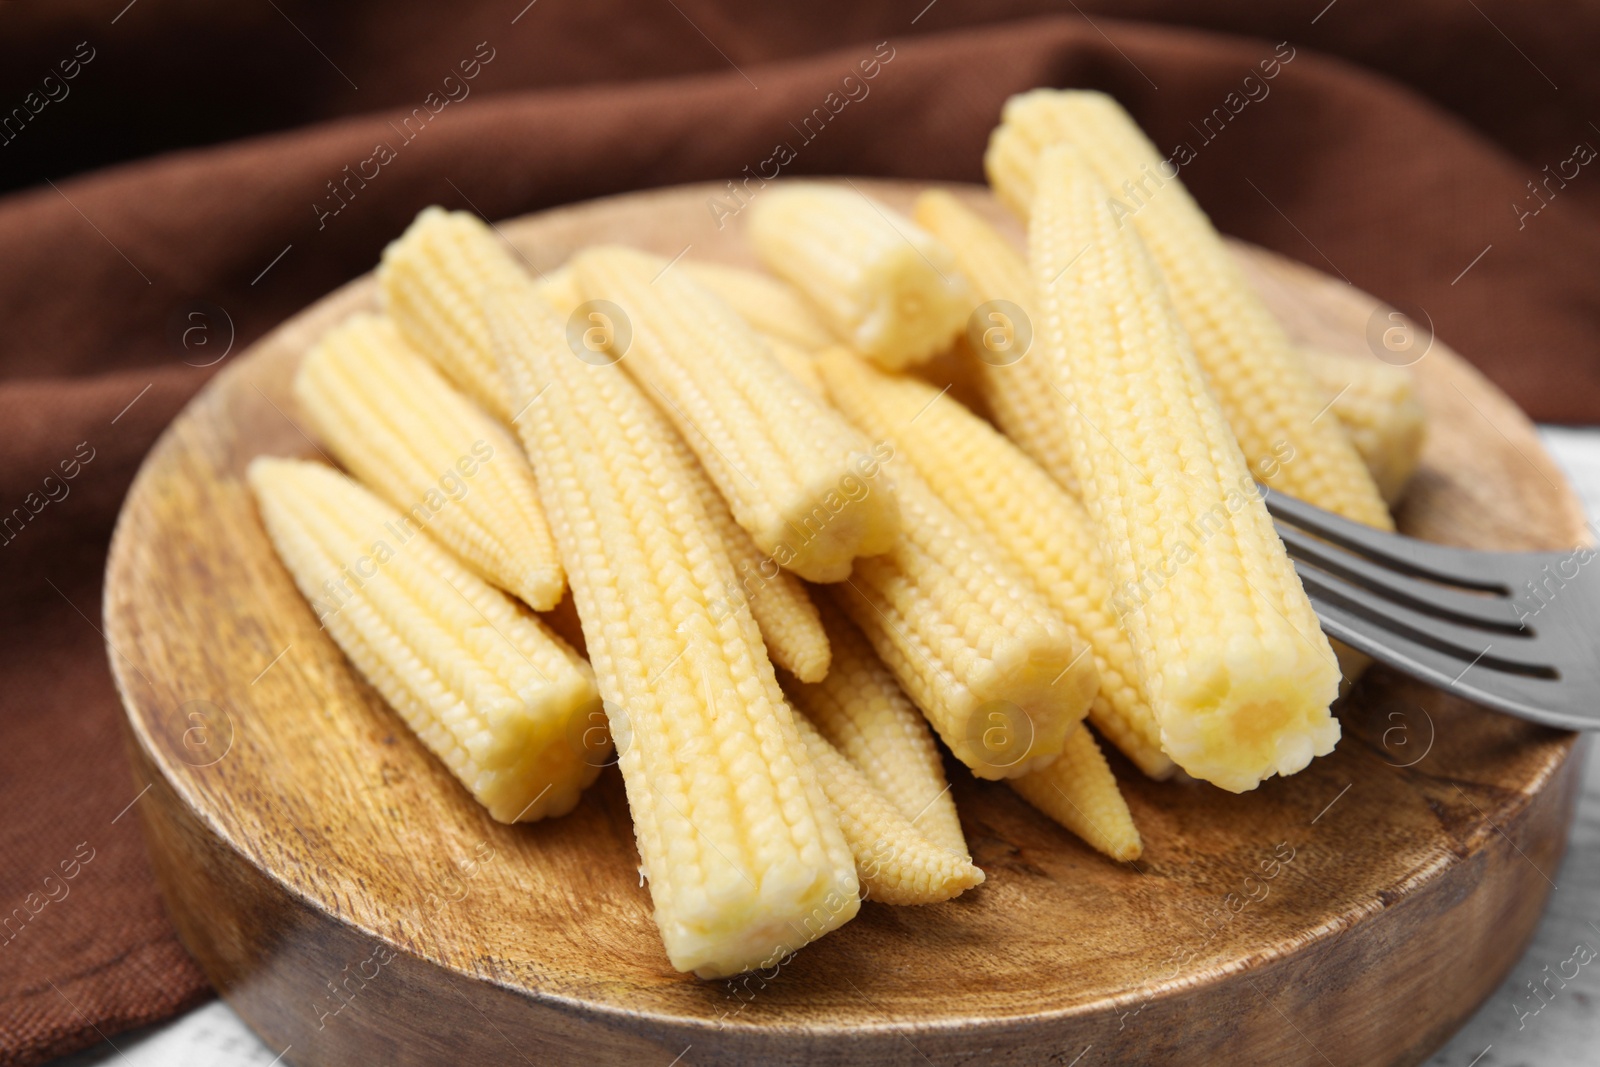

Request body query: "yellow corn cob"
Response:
[784, 599, 966, 855]
[828, 444, 1098, 781]
[911, 189, 1078, 495]
[293, 313, 565, 611]
[647, 368, 832, 684]
[986, 90, 1393, 530]
[376, 217, 830, 683]
[1029, 143, 1340, 793]
[815, 350, 1172, 780]
[1302, 347, 1426, 505]
[570, 245, 900, 584]
[493, 292, 858, 978]
[1008, 726, 1142, 862]
[682, 259, 834, 350]
[747, 184, 973, 370]
[531, 264, 584, 319]
[248, 457, 600, 823]
[790, 711, 983, 904]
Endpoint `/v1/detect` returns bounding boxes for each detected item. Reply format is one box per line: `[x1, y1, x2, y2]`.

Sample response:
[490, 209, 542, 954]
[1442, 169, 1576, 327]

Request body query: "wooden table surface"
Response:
[58, 426, 1600, 1067]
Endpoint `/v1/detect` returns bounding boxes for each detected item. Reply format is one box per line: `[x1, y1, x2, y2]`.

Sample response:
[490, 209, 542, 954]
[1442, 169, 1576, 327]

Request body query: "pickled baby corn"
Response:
[1029, 143, 1340, 793]
[785, 600, 966, 855]
[570, 245, 900, 584]
[986, 90, 1393, 530]
[378, 207, 531, 422]
[248, 457, 600, 823]
[638, 354, 833, 684]
[379, 212, 830, 682]
[747, 184, 972, 370]
[1008, 726, 1143, 862]
[1302, 347, 1425, 505]
[911, 189, 1077, 495]
[791, 712, 983, 904]
[494, 292, 859, 977]
[294, 313, 565, 610]
[830, 449, 1098, 781]
[815, 349, 1171, 780]
[682, 259, 834, 350]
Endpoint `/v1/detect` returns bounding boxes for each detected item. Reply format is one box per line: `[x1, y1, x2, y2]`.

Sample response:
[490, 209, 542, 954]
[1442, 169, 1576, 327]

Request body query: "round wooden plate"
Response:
[105, 181, 1588, 1067]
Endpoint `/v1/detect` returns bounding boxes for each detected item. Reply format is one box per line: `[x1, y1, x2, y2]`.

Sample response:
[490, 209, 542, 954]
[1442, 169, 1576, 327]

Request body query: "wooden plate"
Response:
[104, 181, 1588, 1067]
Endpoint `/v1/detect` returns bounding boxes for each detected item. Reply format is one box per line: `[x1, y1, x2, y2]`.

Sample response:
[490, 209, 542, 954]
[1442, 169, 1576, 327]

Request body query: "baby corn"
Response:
[784, 600, 966, 855]
[987, 90, 1393, 530]
[248, 457, 600, 823]
[747, 184, 972, 370]
[911, 189, 1077, 495]
[792, 712, 984, 905]
[1302, 347, 1426, 505]
[816, 350, 1171, 779]
[494, 292, 858, 978]
[294, 312, 565, 610]
[570, 245, 900, 584]
[380, 214, 830, 681]
[639, 356, 833, 684]
[828, 444, 1098, 781]
[682, 259, 834, 350]
[1029, 143, 1340, 793]
[377, 207, 532, 422]
[1008, 726, 1143, 862]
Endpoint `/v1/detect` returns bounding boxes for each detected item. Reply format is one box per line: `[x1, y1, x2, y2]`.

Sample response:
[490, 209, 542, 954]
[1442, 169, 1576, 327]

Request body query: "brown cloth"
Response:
[3, 3, 1598, 1063]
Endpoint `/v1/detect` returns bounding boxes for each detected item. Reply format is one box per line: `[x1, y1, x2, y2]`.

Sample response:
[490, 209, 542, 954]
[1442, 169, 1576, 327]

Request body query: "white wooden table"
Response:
[55, 428, 1600, 1067]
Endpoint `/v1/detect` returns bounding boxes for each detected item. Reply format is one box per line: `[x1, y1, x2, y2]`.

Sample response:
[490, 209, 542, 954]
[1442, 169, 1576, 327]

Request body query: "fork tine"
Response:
[1293, 564, 1553, 673]
[1275, 523, 1530, 632]
[1262, 487, 1519, 591]
[1298, 590, 1582, 729]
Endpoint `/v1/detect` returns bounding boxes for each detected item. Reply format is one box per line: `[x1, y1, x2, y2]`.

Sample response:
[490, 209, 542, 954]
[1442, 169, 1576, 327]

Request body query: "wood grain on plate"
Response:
[103, 181, 1588, 1067]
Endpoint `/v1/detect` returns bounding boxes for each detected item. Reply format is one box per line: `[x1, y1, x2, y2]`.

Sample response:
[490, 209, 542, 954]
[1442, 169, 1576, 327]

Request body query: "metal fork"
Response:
[1262, 489, 1600, 731]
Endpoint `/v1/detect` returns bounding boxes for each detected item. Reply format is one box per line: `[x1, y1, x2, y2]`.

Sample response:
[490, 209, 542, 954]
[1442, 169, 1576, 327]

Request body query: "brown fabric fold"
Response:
[3, 6, 1597, 1064]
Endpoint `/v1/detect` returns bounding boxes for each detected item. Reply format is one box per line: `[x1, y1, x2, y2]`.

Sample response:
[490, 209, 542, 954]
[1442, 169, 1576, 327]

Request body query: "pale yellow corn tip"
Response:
[792, 711, 984, 905]
[1009, 726, 1142, 862]
[785, 600, 967, 856]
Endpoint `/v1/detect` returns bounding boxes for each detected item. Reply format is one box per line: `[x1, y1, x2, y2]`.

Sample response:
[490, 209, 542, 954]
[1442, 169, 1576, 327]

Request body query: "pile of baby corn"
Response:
[249, 90, 1425, 978]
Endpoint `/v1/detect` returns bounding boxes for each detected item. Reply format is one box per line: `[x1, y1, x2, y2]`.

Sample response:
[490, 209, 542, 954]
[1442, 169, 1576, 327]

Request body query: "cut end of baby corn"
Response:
[1302, 347, 1426, 505]
[248, 457, 601, 823]
[569, 244, 901, 583]
[491, 290, 859, 977]
[816, 348, 1173, 781]
[1029, 143, 1340, 793]
[378, 206, 532, 421]
[987, 90, 1394, 532]
[682, 259, 835, 351]
[294, 312, 566, 610]
[785, 599, 967, 856]
[1010, 726, 1142, 862]
[792, 711, 983, 905]
[747, 184, 973, 370]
